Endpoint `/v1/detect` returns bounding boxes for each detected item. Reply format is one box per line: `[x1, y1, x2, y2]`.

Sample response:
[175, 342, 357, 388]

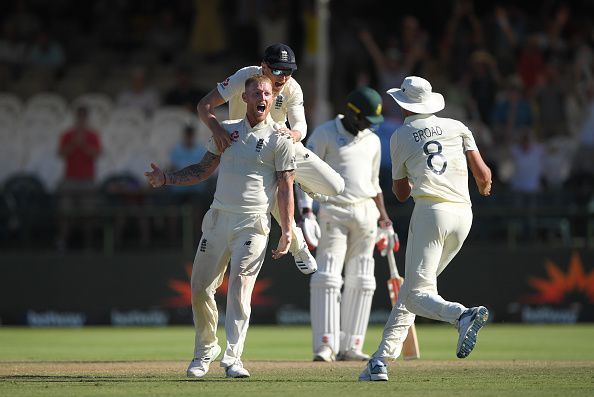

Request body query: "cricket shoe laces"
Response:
[358, 358, 388, 381]
[456, 306, 489, 359]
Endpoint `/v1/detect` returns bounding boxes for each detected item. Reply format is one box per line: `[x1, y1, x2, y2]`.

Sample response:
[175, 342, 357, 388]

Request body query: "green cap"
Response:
[346, 87, 384, 124]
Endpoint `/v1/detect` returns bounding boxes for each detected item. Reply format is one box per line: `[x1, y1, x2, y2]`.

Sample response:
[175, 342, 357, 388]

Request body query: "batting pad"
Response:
[340, 255, 376, 353]
[310, 255, 343, 354]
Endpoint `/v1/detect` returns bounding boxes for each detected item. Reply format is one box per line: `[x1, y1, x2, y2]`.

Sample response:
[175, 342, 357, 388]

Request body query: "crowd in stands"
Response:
[0, 0, 593, 249]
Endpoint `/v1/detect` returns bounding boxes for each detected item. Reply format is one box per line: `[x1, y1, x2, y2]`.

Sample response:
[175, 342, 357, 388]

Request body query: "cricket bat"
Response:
[386, 235, 420, 360]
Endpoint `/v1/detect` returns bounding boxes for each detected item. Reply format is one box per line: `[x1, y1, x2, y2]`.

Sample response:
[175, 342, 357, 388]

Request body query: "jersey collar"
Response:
[403, 113, 434, 123]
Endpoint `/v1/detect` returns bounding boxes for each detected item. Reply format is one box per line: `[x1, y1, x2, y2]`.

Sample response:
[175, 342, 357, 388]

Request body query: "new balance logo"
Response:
[199, 238, 207, 252]
[244, 241, 252, 246]
[275, 95, 283, 109]
[255, 139, 264, 152]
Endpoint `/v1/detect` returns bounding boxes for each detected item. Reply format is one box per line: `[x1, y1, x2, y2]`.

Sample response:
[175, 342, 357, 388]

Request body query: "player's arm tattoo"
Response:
[167, 152, 220, 186]
[276, 169, 295, 183]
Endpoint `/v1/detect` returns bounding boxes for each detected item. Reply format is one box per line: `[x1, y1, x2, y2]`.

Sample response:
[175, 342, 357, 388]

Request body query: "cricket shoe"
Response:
[358, 358, 388, 381]
[337, 350, 370, 361]
[187, 344, 222, 378]
[456, 306, 489, 359]
[294, 245, 317, 275]
[225, 360, 250, 378]
[313, 346, 335, 362]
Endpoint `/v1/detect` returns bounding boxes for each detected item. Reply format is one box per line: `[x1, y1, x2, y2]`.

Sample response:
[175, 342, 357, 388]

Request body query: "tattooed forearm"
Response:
[276, 169, 295, 235]
[168, 152, 220, 186]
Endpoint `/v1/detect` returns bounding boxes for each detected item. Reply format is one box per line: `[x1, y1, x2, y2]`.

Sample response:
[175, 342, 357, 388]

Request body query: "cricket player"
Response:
[299, 87, 395, 362]
[197, 43, 345, 275]
[359, 76, 493, 381]
[146, 75, 296, 379]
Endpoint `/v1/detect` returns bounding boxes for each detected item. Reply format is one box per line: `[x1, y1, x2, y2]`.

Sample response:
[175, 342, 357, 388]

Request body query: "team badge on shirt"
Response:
[230, 130, 239, 142]
[336, 135, 347, 146]
[255, 138, 264, 152]
[275, 94, 283, 109]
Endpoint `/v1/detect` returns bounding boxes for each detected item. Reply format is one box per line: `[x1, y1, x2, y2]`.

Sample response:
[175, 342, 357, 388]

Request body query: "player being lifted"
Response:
[359, 76, 492, 381]
[298, 87, 395, 362]
[146, 75, 296, 379]
[197, 43, 345, 275]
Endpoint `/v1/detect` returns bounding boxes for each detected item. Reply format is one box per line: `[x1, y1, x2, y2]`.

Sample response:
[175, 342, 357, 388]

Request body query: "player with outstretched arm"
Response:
[146, 75, 296, 379]
[359, 76, 492, 381]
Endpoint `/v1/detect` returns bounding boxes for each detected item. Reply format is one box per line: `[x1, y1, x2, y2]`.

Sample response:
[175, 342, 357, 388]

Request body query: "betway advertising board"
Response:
[1, 247, 593, 326]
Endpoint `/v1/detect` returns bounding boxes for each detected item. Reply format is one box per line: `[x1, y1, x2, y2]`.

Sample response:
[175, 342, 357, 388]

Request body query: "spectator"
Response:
[532, 61, 569, 139]
[168, 124, 210, 195]
[164, 66, 207, 111]
[509, 131, 543, 197]
[27, 30, 65, 70]
[491, 75, 532, 143]
[467, 50, 500, 126]
[56, 106, 102, 250]
[116, 67, 160, 116]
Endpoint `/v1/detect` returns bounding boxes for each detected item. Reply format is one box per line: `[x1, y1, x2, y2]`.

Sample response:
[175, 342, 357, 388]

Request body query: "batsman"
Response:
[299, 87, 395, 362]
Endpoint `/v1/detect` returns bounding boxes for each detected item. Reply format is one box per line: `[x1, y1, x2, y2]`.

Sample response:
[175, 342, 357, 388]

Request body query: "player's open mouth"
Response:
[257, 104, 266, 113]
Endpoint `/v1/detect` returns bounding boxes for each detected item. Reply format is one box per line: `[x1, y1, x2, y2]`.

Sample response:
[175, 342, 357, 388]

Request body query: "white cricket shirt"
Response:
[207, 116, 296, 214]
[216, 66, 308, 140]
[390, 114, 478, 204]
[306, 115, 382, 206]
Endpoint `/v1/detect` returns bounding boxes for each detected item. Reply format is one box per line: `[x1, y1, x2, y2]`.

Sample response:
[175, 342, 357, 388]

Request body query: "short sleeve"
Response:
[459, 121, 478, 152]
[216, 67, 255, 103]
[275, 136, 296, 171]
[390, 131, 407, 180]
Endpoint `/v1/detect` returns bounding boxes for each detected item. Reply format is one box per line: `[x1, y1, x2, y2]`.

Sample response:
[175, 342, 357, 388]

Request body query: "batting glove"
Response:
[375, 226, 400, 256]
[300, 211, 321, 250]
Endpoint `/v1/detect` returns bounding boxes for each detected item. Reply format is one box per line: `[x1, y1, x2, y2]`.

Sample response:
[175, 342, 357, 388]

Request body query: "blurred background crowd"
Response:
[0, 0, 593, 252]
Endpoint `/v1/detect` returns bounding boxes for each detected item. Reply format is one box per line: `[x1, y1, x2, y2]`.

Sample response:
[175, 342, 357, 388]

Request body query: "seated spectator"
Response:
[27, 30, 65, 70]
[56, 106, 102, 250]
[116, 67, 160, 116]
[163, 66, 207, 111]
[509, 131, 543, 200]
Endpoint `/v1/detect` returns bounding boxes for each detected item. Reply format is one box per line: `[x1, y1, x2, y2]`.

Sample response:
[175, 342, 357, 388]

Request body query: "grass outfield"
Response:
[1, 324, 593, 396]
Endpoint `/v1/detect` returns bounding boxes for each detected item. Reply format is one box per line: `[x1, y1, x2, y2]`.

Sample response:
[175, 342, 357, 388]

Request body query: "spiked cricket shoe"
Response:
[294, 245, 317, 274]
[313, 346, 335, 362]
[225, 360, 250, 378]
[186, 344, 221, 378]
[456, 306, 489, 358]
[358, 358, 388, 381]
[337, 350, 370, 361]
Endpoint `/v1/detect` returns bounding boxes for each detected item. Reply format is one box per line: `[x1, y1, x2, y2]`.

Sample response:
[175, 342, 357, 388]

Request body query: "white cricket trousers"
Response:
[374, 200, 472, 360]
[190, 208, 270, 368]
[272, 142, 345, 255]
[311, 199, 379, 354]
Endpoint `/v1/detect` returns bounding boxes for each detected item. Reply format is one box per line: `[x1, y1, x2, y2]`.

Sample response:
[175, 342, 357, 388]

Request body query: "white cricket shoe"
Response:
[293, 246, 317, 275]
[337, 350, 370, 361]
[313, 346, 335, 362]
[358, 358, 388, 381]
[186, 344, 221, 378]
[456, 306, 489, 359]
[225, 360, 250, 378]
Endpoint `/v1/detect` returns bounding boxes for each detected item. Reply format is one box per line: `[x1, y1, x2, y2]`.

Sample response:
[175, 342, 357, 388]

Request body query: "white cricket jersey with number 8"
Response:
[390, 114, 478, 205]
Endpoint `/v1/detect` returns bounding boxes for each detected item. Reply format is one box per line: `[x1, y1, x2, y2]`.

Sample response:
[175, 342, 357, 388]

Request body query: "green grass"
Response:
[1, 324, 594, 396]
